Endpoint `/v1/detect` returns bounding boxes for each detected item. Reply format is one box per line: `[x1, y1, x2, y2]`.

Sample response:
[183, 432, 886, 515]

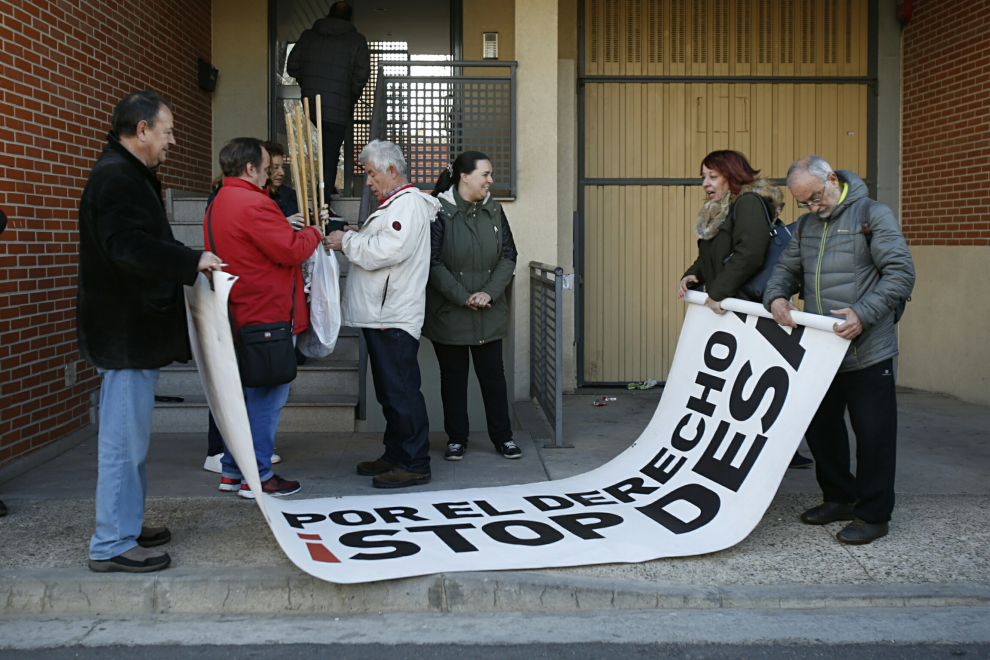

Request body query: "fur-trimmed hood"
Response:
[695, 178, 784, 240]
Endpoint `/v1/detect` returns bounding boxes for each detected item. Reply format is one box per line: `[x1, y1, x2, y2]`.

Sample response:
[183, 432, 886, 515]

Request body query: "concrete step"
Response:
[151, 395, 358, 432]
[310, 332, 358, 360]
[173, 197, 209, 223]
[172, 221, 204, 250]
[5, 567, 989, 617]
[157, 359, 359, 398]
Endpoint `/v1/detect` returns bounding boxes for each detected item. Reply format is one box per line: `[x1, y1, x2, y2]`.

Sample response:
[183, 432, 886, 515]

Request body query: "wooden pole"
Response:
[303, 97, 320, 231]
[293, 105, 311, 226]
[315, 94, 326, 234]
[284, 110, 303, 218]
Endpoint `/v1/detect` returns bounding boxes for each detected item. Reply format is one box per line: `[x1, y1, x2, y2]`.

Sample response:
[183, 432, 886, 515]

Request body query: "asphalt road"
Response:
[0, 643, 987, 659]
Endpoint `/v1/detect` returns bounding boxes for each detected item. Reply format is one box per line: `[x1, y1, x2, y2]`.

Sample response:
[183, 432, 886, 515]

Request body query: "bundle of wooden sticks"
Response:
[284, 94, 326, 233]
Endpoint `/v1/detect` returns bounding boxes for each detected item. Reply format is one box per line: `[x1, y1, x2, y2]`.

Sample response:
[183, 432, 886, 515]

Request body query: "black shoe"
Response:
[836, 518, 889, 545]
[357, 456, 395, 476]
[445, 443, 465, 461]
[800, 501, 856, 525]
[0, 499, 6, 517]
[88, 546, 171, 573]
[789, 452, 814, 469]
[136, 526, 171, 548]
[497, 440, 522, 459]
[372, 467, 432, 489]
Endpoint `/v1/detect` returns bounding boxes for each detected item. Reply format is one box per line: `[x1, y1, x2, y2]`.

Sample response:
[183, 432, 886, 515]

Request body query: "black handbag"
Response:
[733, 193, 793, 302]
[207, 204, 297, 388]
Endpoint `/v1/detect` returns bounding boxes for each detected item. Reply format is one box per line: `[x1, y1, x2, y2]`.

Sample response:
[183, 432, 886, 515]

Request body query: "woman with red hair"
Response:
[677, 151, 814, 470]
[678, 150, 783, 313]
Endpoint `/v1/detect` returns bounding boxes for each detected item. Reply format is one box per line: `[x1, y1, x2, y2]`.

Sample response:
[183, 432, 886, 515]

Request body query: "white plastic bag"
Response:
[299, 245, 341, 358]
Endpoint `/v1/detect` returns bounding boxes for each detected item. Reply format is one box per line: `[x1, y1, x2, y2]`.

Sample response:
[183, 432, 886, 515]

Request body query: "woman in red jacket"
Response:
[206, 138, 322, 498]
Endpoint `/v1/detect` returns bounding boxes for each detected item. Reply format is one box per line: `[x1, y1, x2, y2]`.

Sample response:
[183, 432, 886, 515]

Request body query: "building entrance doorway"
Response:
[272, 0, 455, 196]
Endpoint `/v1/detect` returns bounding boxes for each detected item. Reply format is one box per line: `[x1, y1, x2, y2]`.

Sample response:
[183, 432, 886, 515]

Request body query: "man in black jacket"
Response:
[78, 91, 220, 573]
[287, 1, 370, 192]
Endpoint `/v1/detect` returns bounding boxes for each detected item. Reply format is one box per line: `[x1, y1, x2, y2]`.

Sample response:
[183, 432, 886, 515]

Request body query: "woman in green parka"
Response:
[426, 151, 520, 462]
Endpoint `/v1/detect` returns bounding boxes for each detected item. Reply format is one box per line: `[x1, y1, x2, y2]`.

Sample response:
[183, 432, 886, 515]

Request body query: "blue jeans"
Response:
[219, 383, 290, 482]
[364, 328, 431, 473]
[89, 368, 160, 560]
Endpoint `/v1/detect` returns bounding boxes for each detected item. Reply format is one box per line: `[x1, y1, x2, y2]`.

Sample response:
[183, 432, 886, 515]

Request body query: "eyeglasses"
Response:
[796, 188, 827, 209]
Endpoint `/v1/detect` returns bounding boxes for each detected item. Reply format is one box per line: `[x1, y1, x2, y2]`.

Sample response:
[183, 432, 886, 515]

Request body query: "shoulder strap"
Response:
[733, 192, 774, 230]
[860, 199, 875, 249]
[207, 202, 217, 254]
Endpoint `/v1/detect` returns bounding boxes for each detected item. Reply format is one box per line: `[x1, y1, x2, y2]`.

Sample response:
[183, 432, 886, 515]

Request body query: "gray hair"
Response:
[359, 140, 407, 177]
[786, 155, 833, 187]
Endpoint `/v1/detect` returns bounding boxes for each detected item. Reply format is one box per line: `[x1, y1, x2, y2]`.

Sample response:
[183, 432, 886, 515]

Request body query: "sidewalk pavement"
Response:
[1, 387, 988, 615]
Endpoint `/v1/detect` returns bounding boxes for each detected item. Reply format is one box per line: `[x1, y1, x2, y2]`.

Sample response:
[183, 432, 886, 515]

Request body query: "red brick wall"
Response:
[0, 0, 213, 467]
[901, 0, 990, 246]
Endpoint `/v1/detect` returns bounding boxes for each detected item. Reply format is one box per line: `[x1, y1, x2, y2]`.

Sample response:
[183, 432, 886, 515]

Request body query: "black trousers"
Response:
[363, 328, 431, 474]
[432, 339, 513, 447]
[318, 121, 346, 193]
[804, 358, 898, 523]
[207, 411, 223, 456]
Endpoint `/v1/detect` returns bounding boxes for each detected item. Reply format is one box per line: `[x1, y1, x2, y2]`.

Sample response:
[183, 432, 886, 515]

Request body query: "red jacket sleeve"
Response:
[248, 199, 321, 266]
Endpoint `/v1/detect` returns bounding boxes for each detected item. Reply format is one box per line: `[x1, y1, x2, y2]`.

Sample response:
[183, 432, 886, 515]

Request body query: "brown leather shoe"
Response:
[357, 456, 396, 476]
[836, 518, 889, 545]
[372, 467, 431, 489]
[800, 502, 856, 525]
[136, 525, 171, 548]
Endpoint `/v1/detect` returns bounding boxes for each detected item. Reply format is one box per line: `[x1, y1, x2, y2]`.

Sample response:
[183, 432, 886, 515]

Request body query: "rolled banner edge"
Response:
[682, 290, 844, 333]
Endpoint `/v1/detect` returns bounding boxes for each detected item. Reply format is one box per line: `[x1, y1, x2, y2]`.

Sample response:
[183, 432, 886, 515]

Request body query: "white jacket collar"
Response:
[376, 184, 416, 209]
[366, 185, 441, 223]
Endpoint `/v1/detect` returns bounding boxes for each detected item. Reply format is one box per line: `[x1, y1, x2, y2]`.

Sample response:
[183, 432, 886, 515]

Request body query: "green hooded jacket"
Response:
[422, 186, 518, 345]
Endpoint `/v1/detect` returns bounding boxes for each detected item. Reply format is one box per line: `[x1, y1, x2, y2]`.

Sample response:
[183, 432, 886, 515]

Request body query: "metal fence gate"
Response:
[530, 262, 568, 447]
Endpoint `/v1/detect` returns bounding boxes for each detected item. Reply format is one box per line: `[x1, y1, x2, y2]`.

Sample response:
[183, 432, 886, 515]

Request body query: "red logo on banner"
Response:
[297, 533, 340, 563]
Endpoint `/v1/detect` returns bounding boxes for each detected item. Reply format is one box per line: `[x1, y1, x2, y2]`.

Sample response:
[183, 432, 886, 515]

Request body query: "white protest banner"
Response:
[187, 277, 849, 584]
[185, 272, 270, 523]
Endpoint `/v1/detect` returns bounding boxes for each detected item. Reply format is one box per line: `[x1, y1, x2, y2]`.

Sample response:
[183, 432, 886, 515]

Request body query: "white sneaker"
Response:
[205, 453, 279, 473]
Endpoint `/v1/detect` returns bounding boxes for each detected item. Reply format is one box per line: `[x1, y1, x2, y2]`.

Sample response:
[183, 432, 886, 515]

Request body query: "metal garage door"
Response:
[577, 0, 875, 385]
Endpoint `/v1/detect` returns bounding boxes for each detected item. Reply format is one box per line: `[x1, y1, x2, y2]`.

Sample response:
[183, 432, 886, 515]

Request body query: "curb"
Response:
[3, 567, 990, 615]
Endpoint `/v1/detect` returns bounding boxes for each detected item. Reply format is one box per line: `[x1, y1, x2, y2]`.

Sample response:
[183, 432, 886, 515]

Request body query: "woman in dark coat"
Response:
[678, 150, 783, 312]
[426, 151, 520, 461]
[677, 150, 812, 470]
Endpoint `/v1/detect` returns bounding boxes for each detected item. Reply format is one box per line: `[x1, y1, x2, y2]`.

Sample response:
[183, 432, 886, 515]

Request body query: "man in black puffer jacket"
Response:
[287, 1, 370, 188]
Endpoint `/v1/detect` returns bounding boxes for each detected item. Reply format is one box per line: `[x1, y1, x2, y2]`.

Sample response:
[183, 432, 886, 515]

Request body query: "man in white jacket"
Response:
[325, 140, 440, 488]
